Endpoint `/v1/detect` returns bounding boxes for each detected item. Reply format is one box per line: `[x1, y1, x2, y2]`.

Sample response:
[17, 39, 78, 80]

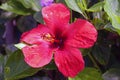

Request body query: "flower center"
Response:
[41, 33, 55, 43]
[41, 33, 65, 49]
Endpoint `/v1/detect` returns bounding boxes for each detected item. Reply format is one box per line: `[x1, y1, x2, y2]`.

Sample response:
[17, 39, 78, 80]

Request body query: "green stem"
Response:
[82, 11, 89, 20]
[88, 53, 100, 70]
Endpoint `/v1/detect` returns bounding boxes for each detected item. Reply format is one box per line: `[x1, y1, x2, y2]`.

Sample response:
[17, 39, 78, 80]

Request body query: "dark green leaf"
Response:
[87, 1, 104, 12]
[65, 0, 83, 15]
[102, 68, 120, 80]
[92, 45, 111, 65]
[17, 0, 32, 8]
[104, 0, 120, 35]
[65, 0, 88, 19]
[33, 11, 44, 23]
[56, 0, 66, 4]
[44, 61, 57, 70]
[0, 55, 4, 80]
[92, 17, 104, 30]
[80, 48, 91, 56]
[0, 0, 35, 15]
[69, 67, 103, 80]
[17, 0, 41, 11]
[104, 23, 117, 32]
[16, 15, 37, 32]
[4, 50, 41, 80]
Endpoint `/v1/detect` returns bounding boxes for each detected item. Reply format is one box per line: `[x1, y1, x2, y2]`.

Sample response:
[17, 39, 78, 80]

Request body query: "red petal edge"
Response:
[22, 43, 53, 68]
[21, 24, 51, 45]
[66, 19, 97, 48]
[54, 47, 84, 77]
[42, 3, 70, 29]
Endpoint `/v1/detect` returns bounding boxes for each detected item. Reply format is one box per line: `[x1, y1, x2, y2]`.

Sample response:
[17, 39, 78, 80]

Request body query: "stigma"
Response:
[41, 33, 55, 43]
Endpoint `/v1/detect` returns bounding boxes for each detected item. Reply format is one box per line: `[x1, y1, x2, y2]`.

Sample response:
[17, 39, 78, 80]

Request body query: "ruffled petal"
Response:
[22, 43, 53, 68]
[42, 3, 70, 30]
[21, 24, 51, 44]
[66, 19, 97, 48]
[54, 47, 84, 77]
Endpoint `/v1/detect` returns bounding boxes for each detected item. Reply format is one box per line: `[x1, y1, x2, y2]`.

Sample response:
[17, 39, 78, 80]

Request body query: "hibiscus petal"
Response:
[21, 24, 51, 44]
[42, 3, 70, 30]
[66, 19, 97, 48]
[22, 43, 53, 68]
[54, 47, 84, 77]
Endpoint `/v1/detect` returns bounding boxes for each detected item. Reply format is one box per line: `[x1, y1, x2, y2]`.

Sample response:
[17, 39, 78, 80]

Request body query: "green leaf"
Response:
[69, 67, 103, 80]
[17, 0, 32, 8]
[87, 1, 104, 12]
[0, 55, 4, 80]
[15, 43, 27, 49]
[16, 15, 37, 32]
[76, 0, 87, 10]
[56, 0, 66, 4]
[104, 23, 117, 32]
[102, 68, 120, 80]
[4, 50, 41, 80]
[92, 45, 111, 65]
[0, 0, 34, 15]
[65, 0, 83, 15]
[80, 48, 91, 56]
[92, 18, 104, 30]
[33, 11, 44, 23]
[17, 0, 41, 11]
[104, 0, 120, 35]
[44, 61, 57, 70]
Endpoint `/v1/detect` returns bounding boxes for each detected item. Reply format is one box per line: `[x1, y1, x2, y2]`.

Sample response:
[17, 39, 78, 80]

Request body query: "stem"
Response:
[88, 53, 100, 70]
[82, 11, 89, 20]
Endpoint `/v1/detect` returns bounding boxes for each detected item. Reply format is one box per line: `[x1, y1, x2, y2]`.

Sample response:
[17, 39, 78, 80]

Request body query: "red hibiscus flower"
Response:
[20, 3, 97, 77]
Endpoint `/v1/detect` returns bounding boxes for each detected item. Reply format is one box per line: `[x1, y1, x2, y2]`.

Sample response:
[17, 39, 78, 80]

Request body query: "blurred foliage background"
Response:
[0, 0, 120, 80]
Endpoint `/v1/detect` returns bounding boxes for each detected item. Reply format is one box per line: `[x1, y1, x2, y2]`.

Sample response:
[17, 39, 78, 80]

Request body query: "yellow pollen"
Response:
[42, 33, 54, 43]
